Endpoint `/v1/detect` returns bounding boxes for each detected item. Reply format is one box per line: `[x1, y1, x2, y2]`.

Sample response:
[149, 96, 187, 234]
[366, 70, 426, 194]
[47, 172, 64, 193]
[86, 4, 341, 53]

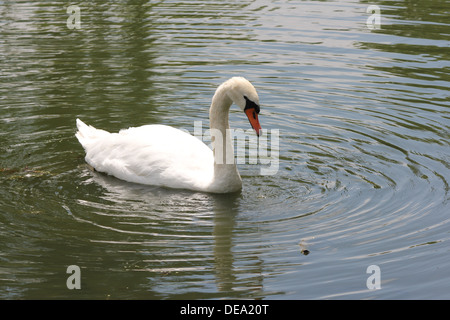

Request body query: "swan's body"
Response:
[75, 77, 262, 193]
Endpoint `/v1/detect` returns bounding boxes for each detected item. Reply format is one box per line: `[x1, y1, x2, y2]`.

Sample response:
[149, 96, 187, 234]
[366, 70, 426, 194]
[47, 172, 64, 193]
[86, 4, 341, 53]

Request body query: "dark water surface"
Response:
[1, 0, 449, 299]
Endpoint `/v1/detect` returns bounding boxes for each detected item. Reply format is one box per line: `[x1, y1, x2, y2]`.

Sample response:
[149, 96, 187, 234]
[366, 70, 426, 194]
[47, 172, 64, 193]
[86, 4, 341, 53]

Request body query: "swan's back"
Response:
[76, 119, 214, 191]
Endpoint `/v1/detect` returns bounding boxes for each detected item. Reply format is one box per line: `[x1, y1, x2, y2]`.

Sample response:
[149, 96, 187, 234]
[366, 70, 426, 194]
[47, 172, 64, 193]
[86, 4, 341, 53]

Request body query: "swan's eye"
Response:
[243, 96, 260, 114]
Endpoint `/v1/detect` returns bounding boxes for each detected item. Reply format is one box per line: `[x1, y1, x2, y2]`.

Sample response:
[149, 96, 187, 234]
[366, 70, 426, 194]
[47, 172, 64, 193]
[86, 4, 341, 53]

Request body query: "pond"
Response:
[0, 0, 449, 299]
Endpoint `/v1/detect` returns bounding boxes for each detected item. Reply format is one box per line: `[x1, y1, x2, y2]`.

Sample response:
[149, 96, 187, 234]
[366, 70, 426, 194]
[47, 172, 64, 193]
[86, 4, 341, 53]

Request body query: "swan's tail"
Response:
[75, 118, 110, 149]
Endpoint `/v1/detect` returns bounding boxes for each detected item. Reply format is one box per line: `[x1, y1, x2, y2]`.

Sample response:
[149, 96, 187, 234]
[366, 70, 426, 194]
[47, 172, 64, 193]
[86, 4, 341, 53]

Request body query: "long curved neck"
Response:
[209, 85, 242, 192]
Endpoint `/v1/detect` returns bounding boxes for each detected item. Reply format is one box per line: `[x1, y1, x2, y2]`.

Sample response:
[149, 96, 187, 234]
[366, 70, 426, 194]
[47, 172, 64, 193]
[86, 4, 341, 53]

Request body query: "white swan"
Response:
[75, 77, 262, 193]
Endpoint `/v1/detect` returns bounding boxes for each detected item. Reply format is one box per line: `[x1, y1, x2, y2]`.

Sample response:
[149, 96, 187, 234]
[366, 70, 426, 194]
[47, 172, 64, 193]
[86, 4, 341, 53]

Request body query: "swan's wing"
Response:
[82, 124, 214, 190]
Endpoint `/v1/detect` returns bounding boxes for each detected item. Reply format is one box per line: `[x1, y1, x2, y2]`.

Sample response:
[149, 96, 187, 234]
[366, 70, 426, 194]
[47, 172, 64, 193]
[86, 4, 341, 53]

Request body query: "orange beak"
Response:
[245, 107, 262, 137]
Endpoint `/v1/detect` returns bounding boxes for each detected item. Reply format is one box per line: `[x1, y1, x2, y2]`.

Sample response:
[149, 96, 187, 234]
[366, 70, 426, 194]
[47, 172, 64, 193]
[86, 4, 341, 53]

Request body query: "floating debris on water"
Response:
[299, 239, 312, 256]
[1, 166, 51, 179]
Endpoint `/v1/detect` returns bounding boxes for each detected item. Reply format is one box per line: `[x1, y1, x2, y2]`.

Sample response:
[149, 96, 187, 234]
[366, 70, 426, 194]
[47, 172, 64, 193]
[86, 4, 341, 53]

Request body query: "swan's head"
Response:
[224, 77, 262, 136]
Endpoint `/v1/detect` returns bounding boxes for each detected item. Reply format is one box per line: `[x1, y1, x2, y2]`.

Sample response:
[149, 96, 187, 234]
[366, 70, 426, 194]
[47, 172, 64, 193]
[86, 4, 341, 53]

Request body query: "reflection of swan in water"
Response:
[212, 195, 264, 296]
[81, 168, 264, 297]
[75, 77, 262, 193]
